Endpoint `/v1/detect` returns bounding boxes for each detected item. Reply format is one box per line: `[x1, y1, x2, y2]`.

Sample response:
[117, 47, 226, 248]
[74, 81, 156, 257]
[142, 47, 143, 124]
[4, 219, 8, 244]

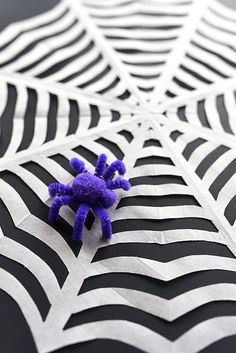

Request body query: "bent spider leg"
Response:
[49, 195, 75, 223]
[93, 206, 112, 240]
[103, 160, 126, 181]
[70, 158, 86, 174]
[106, 179, 131, 191]
[73, 204, 90, 241]
[48, 183, 73, 197]
[95, 153, 107, 177]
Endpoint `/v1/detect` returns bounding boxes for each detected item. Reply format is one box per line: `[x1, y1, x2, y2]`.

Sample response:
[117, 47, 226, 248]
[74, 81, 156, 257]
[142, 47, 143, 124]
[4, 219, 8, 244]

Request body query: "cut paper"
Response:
[0, 1, 236, 353]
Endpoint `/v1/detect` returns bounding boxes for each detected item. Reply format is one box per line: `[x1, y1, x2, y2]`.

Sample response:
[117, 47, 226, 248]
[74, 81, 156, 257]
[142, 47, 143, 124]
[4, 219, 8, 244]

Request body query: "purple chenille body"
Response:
[48, 154, 131, 240]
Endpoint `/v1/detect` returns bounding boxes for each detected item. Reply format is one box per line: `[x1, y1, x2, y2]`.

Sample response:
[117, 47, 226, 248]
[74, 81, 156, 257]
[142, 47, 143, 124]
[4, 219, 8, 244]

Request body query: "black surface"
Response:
[0, 290, 37, 353]
[0, 0, 60, 32]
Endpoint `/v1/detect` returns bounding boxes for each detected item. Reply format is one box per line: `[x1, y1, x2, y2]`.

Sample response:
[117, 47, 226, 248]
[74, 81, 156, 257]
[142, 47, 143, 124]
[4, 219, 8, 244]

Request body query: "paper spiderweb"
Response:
[0, 0, 236, 352]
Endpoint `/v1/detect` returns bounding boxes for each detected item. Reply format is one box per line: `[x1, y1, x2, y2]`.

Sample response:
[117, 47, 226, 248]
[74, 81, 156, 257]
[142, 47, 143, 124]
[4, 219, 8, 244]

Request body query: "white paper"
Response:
[0, 0, 236, 352]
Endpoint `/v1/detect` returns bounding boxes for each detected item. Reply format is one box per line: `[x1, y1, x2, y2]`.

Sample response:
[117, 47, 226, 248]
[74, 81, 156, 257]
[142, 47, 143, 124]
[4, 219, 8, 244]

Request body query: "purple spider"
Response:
[48, 154, 131, 240]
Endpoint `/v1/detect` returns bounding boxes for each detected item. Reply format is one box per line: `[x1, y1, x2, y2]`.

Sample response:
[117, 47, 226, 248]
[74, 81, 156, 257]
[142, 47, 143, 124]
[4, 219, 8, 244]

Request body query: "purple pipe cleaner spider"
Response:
[48, 154, 131, 240]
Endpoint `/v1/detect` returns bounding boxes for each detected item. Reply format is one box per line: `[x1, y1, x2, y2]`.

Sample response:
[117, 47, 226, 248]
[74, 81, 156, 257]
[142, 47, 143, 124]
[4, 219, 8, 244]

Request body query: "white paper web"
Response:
[0, 1, 236, 352]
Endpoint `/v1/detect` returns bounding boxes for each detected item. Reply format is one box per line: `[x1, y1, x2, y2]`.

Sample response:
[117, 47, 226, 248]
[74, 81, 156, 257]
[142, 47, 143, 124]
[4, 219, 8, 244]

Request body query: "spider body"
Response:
[71, 173, 116, 207]
[48, 154, 130, 240]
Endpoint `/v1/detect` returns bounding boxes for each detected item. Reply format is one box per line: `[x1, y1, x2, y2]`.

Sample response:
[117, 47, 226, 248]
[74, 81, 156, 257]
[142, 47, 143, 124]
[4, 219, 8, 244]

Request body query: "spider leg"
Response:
[48, 183, 73, 197]
[104, 160, 126, 181]
[49, 195, 75, 223]
[73, 204, 90, 241]
[93, 206, 112, 240]
[106, 179, 131, 191]
[70, 158, 86, 174]
[95, 153, 107, 177]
